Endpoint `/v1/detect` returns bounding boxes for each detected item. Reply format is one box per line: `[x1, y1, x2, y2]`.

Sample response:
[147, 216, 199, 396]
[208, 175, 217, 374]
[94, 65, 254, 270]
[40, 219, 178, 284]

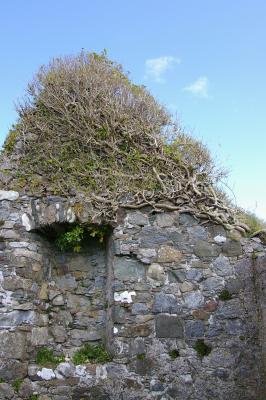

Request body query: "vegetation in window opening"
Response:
[56, 224, 110, 252]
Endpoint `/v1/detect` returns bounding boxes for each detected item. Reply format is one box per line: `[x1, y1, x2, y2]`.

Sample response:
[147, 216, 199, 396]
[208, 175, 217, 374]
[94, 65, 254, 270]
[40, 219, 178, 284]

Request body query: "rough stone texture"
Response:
[0, 192, 265, 399]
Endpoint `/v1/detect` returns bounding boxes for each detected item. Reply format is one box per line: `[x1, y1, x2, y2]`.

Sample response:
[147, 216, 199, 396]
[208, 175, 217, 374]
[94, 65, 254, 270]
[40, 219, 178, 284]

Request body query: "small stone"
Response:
[113, 257, 146, 281]
[55, 362, 75, 378]
[31, 327, 49, 346]
[0, 331, 27, 359]
[123, 323, 151, 337]
[52, 294, 64, 306]
[156, 213, 176, 227]
[204, 299, 218, 312]
[213, 255, 233, 276]
[185, 320, 205, 337]
[222, 240, 242, 256]
[202, 277, 224, 294]
[37, 368, 55, 380]
[39, 283, 48, 300]
[152, 293, 179, 314]
[194, 241, 220, 259]
[0, 190, 19, 201]
[183, 291, 204, 309]
[188, 226, 208, 241]
[132, 303, 149, 315]
[0, 383, 15, 399]
[157, 245, 183, 263]
[114, 291, 136, 303]
[191, 309, 209, 320]
[214, 235, 227, 243]
[180, 282, 194, 292]
[127, 211, 149, 226]
[155, 314, 184, 338]
[51, 326, 67, 343]
[147, 263, 165, 282]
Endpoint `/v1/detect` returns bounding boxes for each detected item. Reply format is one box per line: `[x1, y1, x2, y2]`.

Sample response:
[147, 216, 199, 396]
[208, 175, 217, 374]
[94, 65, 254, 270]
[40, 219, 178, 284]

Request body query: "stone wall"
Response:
[0, 190, 265, 400]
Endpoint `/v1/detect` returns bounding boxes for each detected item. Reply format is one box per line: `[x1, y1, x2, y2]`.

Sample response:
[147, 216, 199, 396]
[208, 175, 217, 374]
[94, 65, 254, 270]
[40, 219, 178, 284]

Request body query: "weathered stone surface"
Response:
[213, 254, 233, 276]
[139, 226, 169, 248]
[0, 383, 15, 399]
[157, 245, 183, 263]
[123, 323, 151, 337]
[152, 293, 179, 314]
[183, 291, 204, 308]
[0, 359, 28, 380]
[202, 276, 224, 294]
[187, 226, 208, 241]
[0, 331, 27, 359]
[0, 190, 19, 201]
[194, 241, 220, 258]
[180, 281, 194, 292]
[185, 320, 205, 337]
[156, 213, 176, 227]
[31, 327, 49, 346]
[0, 310, 37, 328]
[127, 211, 149, 226]
[147, 263, 165, 282]
[51, 325, 67, 343]
[191, 309, 209, 320]
[66, 294, 91, 312]
[132, 302, 149, 315]
[113, 257, 146, 281]
[155, 314, 184, 338]
[222, 240, 243, 257]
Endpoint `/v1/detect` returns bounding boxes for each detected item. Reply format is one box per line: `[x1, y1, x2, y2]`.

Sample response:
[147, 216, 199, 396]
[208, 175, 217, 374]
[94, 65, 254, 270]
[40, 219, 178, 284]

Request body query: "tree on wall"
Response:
[0, 51, 248, 232]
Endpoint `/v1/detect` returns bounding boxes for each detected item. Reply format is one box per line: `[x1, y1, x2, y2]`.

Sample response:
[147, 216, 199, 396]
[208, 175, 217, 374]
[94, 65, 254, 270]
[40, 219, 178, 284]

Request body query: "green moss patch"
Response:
[194, 339, 212, 357]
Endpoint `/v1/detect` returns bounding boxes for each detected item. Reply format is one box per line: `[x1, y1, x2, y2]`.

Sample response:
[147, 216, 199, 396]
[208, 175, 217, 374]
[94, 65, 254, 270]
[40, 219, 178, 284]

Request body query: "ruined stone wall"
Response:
[0, 190, 265, 400]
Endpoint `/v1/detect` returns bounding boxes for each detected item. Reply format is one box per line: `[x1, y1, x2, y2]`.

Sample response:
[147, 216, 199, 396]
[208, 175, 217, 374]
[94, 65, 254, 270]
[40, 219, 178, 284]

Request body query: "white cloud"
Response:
[183, 77, 209, 98]
[145, 56, 181, 82]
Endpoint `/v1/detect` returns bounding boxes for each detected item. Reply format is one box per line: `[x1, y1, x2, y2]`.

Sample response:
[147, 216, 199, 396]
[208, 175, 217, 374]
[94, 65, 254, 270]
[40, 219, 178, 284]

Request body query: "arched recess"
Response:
[22, 199, 114, 356]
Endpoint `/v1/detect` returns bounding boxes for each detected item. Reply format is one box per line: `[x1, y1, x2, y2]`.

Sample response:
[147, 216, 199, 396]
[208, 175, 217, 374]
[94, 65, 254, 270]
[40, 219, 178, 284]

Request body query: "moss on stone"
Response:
[72, 343, 112, 365]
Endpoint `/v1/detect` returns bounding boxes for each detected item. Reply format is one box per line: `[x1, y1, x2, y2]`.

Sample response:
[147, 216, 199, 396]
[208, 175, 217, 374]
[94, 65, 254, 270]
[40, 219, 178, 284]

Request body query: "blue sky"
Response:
[1, 1, 265, 219]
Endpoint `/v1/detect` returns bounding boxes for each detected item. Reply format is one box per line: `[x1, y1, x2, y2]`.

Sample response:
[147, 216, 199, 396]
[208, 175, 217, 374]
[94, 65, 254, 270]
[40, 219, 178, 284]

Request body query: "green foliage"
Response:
[12, 378, 23, 392]
[72, 343, 112, 365]
[56, 225, 84, 252]
[31, 396, 39, 400]
[56, 224, 110, 253]
[0, 378, 5, 383]
[194, 340, 212, 357]
[169, 349, 180, 359]
[87, 224, 110, 243]
[3, 127, 19, 154]
[136, 353, 146, 361]
[35, 348, 65, 367]
[238, 209, 266, 236]
[219, 289, 232, 301]
[0, 50, 234, 228]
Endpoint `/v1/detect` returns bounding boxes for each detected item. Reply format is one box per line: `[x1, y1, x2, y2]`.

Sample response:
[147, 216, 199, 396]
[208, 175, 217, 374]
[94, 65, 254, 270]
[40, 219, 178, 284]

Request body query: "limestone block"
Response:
[0, 190, 19, 201]
[31, 327, 49, 346]
[194, 240, 220, 259]
[157, 245, 183, 263]
[155, 314, 184, 338]
[0, 331, 27, 359]
[222, 240, 243, 257]
[152, 293, 179, 314]
[113, 257, 146, 281]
